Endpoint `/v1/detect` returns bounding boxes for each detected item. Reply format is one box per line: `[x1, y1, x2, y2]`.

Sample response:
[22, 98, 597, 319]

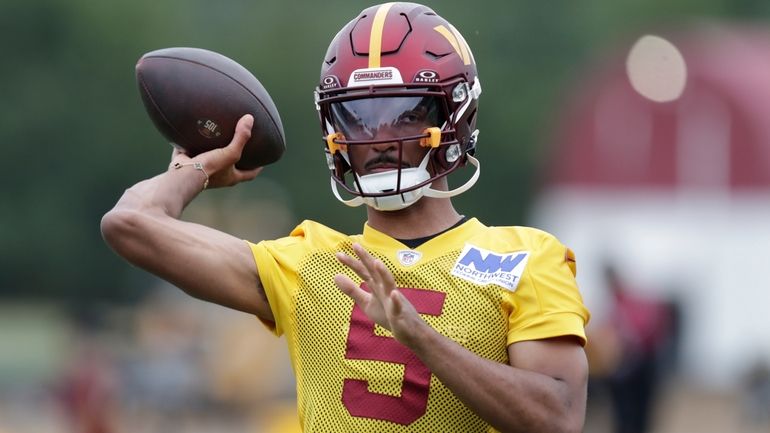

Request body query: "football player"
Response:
[102, 3, 590, 432]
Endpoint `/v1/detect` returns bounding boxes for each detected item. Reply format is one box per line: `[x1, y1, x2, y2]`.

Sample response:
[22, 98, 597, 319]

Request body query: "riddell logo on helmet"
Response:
[348, 67, 403, 86]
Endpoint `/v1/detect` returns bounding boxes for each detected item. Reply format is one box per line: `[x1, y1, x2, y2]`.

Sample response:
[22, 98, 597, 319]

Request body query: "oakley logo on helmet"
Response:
[414, 70, 440, 83]
[321, 76, 340, 90]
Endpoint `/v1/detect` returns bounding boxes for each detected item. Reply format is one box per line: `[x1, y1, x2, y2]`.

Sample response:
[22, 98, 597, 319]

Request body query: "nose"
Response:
[370, 138, 398, 153]
[368, 126, 401, 152]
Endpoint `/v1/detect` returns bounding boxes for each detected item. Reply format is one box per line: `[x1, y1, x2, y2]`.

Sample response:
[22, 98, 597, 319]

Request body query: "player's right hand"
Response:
[169, 114, 263, 189]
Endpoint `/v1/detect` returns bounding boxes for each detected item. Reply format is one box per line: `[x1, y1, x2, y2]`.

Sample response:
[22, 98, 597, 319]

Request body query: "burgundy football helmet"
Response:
[315, 2, 482, 211]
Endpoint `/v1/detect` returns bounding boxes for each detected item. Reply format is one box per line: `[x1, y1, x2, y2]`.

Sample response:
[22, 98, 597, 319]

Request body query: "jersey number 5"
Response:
[342, 287, 446, 425]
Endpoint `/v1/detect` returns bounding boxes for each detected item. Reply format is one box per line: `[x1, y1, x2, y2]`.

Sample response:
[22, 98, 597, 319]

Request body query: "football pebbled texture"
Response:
[136, 47, 285, 170]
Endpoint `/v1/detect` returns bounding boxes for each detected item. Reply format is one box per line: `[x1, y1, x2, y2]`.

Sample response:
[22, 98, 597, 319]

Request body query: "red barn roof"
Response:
[547, 25, 770, 191]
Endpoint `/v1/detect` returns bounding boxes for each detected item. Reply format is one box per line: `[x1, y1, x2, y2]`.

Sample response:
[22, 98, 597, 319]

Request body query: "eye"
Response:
[399, 112, 419, 123]
[397, 109, 426, 126]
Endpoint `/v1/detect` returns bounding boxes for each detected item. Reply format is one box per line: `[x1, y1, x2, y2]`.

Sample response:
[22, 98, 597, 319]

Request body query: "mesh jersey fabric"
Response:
[249, 217, 589, 432]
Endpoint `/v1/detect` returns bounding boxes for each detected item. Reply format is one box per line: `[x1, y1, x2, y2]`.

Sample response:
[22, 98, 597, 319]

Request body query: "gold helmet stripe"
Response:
[448, 23, 474, 65]
[368, 2, 396, 68]
[434, 25, 472, 65]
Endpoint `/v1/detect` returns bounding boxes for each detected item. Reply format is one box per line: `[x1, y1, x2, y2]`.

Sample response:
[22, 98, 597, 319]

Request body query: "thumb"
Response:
[228, 114, 254, 155]
[195, 114, 253, 174]
[390, 289, 404, 316]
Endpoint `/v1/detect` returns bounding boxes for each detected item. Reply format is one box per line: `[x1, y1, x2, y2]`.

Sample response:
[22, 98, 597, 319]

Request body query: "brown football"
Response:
[135, 47, 285, 170]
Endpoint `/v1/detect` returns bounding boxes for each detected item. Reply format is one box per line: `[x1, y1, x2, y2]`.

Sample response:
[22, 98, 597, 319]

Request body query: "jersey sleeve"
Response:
[248, 222, 311, 336]
[507, 231, 590, 346]
[248, 220, 348, 337]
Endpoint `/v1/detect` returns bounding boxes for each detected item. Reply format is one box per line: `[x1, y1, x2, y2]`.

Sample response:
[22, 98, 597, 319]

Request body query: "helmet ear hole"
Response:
[431, 148, 450, 171]
[431, 144, 462, 171]
[461, 108, 478, 156]
[466, 108, 477, 129]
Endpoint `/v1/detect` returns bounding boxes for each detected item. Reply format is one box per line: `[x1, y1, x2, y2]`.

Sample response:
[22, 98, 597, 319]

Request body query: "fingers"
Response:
[337, 244, 397, 303]
[172, 114, 260, 188]
[352, 243, 376, 270]
[169, 147, 190, 168]
[335, 245, 418, 336]
[333, 274, 371, 307]
[169, 115, 252, 170]
[390, 290, 404, 316]
[352, 244, 395, 297]
[195, 114, 254, 168]
[373, 256, 397, 291]
[350, 243, 381, 289]
[232, 166, 264, 182]
[335, 250, 372, 282]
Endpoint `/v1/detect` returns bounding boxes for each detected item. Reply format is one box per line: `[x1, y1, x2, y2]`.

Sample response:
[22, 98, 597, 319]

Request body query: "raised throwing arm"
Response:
[101, 115, 274, 321]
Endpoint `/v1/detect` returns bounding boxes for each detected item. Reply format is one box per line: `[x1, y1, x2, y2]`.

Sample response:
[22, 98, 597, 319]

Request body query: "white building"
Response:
[530, 24, 770, 388]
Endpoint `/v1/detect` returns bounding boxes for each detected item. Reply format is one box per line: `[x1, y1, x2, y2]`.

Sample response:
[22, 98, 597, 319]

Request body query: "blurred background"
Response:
[2, 0, 770, 432]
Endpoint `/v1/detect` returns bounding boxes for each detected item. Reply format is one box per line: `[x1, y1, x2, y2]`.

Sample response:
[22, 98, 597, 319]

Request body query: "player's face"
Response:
[329, 95, 444, 175]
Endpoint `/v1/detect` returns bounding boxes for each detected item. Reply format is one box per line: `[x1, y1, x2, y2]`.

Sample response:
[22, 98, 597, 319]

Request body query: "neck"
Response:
[366, 196, 462, 239]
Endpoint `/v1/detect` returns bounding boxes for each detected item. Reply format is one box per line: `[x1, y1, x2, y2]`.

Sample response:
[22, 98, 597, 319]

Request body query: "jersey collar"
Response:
[360, 217, 484, 253]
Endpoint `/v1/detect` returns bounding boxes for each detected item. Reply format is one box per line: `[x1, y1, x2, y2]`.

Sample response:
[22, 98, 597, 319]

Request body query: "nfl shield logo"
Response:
[397, 250, 422, 266]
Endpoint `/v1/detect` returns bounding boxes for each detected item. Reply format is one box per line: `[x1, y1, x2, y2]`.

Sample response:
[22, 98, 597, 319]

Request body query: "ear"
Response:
[430, 147, 451, 171]
[334, 152, 351, 177]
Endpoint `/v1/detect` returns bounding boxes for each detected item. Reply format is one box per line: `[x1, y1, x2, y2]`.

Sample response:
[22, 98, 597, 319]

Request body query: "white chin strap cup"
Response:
[330, 154, 481, 211]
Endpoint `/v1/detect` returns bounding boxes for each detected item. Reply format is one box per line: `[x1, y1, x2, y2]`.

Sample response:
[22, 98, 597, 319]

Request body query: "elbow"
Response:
[100, 208, 144, 255]
[519, 398, 585, 433]
[549, 392, 585, 433]
[554, 406, 585, 433]
[499, 418, 583, 433]
[559, 422, 584, 433]
[565, 425, 584, 433]
[495, 403, 584, 433]
[521, 417, 584, 433]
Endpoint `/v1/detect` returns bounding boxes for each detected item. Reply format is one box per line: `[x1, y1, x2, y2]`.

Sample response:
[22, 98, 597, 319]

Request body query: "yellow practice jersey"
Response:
[249, 218, 589, 432]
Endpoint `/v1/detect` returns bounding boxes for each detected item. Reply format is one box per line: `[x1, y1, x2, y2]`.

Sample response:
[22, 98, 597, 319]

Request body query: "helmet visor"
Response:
[329, 95, 446, 141]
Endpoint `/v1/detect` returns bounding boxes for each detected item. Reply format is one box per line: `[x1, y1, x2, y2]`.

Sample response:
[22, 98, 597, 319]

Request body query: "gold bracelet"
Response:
[172, 161, 209, 190]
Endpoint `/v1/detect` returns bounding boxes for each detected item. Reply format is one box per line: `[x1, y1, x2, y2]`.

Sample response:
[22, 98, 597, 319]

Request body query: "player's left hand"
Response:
[334, 243, 425, 346]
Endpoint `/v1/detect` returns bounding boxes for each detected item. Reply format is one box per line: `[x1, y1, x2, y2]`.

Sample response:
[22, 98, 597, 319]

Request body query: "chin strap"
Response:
[330, 177, 365, 208]
[422, 154, 480, 198]
[329, 154, 481, 210]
